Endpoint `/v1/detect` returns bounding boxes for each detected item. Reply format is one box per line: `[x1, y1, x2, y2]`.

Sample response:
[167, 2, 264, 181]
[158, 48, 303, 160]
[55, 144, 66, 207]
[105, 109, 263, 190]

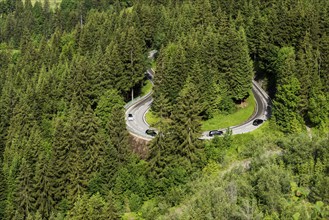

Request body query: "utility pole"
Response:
[131, 88, 134, 101]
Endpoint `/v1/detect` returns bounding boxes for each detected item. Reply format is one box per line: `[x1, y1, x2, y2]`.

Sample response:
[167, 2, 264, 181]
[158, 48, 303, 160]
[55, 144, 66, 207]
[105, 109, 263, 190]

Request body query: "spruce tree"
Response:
[0, 76, 17, 157]
[273, 47, 303, 133]
[220, 25, 253, 101]
[15, 158, 35, 218]
[99, 42, 125, 93]
[79, 105, 105, 175]
[95, 89, 125, 131]
[194, 0, 215, 27]
[33, 151, 53, 219]
[152, 42, 187, 116]
[319, 34, 329, 93]
[65, 97, 105, 204]
[118, 25, 146, 96]
[170, 77, 203, 164]
[49, 116, 70, 205]
[296, 33, 318, 118]
[67, 55, 92, 110]
[0, 159, 7, 219]
[106, 106, 129, 165]
[66, 97, 87, 204]
[101, 102, 130, 190]
[147, 124, 172, 193]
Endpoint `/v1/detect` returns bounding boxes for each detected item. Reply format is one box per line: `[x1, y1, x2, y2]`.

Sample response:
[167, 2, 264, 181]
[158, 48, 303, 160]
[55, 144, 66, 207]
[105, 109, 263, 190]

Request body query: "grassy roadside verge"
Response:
[201, 93, 256, 131]
[140, 80, 152, 97]
[145, 93, 256, 130]
[145, 111, 159, 127]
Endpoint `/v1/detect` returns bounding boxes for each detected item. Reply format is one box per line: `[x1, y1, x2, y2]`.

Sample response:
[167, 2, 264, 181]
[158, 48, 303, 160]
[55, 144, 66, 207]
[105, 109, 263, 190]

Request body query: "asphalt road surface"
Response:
[125, 70, 271, 141]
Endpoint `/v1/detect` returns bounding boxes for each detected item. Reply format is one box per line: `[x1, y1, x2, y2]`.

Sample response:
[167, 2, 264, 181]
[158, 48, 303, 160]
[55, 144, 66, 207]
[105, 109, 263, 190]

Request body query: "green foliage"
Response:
[201, 93, 256, 131]
[273, 47, 304, 133]
[0, 0, 329, 219]
[95, 89, 124, 130]
[66, 193, 117, 220]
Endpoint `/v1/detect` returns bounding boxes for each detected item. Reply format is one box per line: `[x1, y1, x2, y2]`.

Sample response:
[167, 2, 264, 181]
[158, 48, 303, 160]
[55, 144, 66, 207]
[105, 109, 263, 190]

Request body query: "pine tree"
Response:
[296, 33, 319, 118]
[67, 55, 92, 110]
[33, 151, 53, 219]
[220, 25, 253, 101]
[65, 97, 105, 204]
[99, 42, 125, 93]
[106, 106, 129, 165]
[273, 47, 303, 133]
[319, 34, 329, 93]
[95, 89, 128, 188]
[78, 105, 105, 175]
[15, 158, 35, 218]
[0, 75, 18, 157]
[95, 89, 125, 131]
[152, 42, 187, 116]
[118, 25, 146, 97]
[49, 117, 70, 205]
[194, 0, 215, 27]
[170, 77, 203, 164]
[66, 98, 87, 204]
[0, 159, 7, 219]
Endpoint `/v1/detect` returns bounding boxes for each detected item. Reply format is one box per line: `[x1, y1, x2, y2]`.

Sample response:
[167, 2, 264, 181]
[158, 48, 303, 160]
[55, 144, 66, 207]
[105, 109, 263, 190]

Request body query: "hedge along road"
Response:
[125, 69, 271, 141]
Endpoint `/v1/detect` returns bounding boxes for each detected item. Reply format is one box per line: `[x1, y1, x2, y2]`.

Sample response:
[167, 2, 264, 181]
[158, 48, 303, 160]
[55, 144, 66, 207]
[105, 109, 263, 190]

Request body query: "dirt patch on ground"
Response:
[129, 135, 150, 159]
[237, 100, 248, 108]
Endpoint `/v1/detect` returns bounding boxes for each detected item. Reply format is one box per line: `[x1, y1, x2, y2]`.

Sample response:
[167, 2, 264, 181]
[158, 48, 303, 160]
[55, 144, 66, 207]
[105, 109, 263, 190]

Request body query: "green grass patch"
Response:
[146, 93, 257, 131]
[201, 93, 256, 131]
[145, 110, 159, 127]
[145, 110, 172, 127]
[28, 0, 61, 9]
[151, 60, 157, 70]
[140, 80, 152, 97]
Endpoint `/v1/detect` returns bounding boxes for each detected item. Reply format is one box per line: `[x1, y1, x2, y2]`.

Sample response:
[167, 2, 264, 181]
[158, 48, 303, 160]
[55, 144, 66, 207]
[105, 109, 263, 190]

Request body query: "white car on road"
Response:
[127, 113, 134, 121]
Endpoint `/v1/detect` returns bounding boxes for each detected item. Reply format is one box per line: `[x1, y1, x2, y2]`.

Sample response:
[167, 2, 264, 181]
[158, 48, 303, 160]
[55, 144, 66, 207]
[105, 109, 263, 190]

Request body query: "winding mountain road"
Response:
[125, 69, 271, 141]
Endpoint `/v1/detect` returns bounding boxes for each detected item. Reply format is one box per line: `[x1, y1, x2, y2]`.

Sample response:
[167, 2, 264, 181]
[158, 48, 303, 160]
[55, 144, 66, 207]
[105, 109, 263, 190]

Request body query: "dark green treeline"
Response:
[0, 0, 328, 219]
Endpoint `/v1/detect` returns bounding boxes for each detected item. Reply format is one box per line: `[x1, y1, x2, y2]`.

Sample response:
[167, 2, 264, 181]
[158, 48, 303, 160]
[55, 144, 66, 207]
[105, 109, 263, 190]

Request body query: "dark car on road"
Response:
[209, 130, 223, 137]
[146, 129, 157, 137]
[252, 119, 264, 126]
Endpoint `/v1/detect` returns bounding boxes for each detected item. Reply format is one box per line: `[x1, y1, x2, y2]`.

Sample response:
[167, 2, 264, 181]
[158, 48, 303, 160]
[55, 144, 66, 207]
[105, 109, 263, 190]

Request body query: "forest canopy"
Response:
[0, 0, 328, 219]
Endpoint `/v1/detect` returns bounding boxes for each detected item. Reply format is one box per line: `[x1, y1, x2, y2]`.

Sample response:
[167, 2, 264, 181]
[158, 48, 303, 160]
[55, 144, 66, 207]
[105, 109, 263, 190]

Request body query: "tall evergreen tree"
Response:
[273, 47, 303, 133]
[0, 159, 7, 219]
[319, 34, 329, 93]
[67, 54, 92, 110]
[296, 33, 319, 119]
[117, 25, 146, 97]
[219, 24, 253, 101]
[15, 158, 35, 218]
[92, 42, 124, 98]
[170, 77, 203, 163]
[49, 116, 69, 206]
[152, 42, 187, 116]
[33, 151, 53, 219]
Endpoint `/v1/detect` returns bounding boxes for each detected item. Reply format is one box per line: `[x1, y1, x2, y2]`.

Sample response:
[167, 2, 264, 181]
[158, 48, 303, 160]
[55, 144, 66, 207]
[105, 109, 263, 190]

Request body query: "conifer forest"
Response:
[0, 0, 329, 219]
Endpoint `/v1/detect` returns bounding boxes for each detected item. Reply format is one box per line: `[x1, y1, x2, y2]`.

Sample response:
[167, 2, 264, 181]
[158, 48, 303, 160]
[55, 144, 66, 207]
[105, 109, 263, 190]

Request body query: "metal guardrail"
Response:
[125, 69, 155, 140]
